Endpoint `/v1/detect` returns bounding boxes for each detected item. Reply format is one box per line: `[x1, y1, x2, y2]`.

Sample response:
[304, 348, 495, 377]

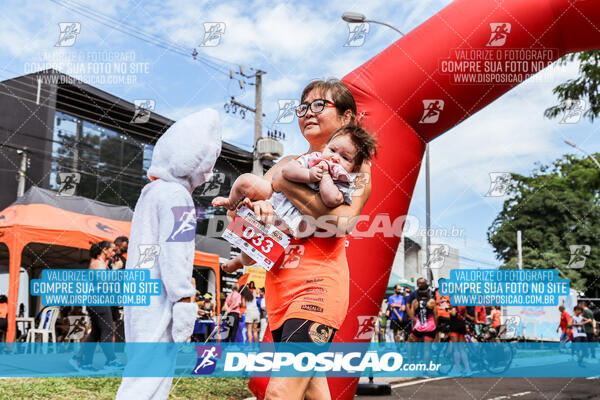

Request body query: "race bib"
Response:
[222, 206, 290, 270]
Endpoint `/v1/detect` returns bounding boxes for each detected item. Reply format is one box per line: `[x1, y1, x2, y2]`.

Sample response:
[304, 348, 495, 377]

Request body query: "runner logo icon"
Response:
[56, 22, 81, 47]
[136, 245, 160, 269]
[354, 315, 377, 340]
[57, 172, 80, 196]
[168, 207, 199, 242]
[485, 172, 512, 197]
[560, 99, 586, 124]
[200, 23, 226, 47]
[567, 245, 590, 269]
[428, 244, 450, 270]
[192, 345, 222, 375]
[419, 100, 444, 124]
[486, 23, 511, 47]
[344, 23, 370, 47]
[131, 99, 155, 124]
[275, 99, 300, 124]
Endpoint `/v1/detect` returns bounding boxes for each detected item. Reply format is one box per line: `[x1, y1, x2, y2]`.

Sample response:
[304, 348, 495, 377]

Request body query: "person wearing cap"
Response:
[198, 294, 214, 318]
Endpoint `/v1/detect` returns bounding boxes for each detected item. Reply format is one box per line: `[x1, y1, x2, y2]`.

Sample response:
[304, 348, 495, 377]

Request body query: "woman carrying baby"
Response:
[214, 79, 376, 400]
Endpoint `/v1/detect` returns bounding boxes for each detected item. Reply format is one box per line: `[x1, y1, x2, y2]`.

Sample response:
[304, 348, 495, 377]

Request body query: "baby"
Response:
[212, 124, 377, 271]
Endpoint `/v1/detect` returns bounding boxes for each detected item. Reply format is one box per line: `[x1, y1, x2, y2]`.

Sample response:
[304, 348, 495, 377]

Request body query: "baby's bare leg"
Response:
[222, 252, 256, 274]
[212, 173, 272, 210]
[222, 256, 244, 273]
[239, 252, 255, 266]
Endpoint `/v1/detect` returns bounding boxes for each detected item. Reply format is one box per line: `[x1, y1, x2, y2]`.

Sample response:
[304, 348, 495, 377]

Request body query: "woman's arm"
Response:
[272, 161, 372, 233]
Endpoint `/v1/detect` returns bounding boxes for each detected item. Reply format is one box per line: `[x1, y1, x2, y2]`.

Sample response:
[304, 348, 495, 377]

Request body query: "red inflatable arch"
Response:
[251, 0, 600, 398]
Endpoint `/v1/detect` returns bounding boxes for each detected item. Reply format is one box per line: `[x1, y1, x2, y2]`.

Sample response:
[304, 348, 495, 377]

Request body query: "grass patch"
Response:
[0, 377, 252, 400]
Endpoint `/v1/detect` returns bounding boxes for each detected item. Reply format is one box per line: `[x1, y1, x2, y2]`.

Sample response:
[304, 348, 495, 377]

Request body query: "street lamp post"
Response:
[342, 12, 433, 282]
[342, 12, 406, 36]
[341, 14, 406, 397]
[564, 140, 600, 170]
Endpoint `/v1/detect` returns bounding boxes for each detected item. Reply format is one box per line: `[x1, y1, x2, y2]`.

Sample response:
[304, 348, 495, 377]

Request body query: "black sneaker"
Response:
[104, 359, 125, 370]
[80, 364, 100, 373]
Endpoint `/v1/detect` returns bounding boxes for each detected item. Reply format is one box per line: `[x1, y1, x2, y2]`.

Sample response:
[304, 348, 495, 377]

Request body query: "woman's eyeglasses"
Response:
[295, 99, 336, 118]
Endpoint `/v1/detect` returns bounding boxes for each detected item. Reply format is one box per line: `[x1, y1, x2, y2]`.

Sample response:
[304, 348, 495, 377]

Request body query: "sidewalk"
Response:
[358, 376, 417, 385]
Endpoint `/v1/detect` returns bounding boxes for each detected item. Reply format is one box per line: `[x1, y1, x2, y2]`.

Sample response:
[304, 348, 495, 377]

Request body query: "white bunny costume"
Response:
[116, 109, 222, 400]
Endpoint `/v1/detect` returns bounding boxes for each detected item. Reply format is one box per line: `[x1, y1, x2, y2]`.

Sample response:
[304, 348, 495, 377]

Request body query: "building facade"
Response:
[0, 69, 275, 308]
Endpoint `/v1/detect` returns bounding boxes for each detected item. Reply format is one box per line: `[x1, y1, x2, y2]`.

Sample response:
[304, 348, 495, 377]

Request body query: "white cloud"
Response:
[0, 0, 124, 60]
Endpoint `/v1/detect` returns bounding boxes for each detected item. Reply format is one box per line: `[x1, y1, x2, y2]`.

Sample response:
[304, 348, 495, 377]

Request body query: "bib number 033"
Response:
[242, 227, 274, 253]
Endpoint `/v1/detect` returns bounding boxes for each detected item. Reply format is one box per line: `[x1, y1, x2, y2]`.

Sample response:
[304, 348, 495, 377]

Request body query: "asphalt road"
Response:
[356, 377, 600, 399]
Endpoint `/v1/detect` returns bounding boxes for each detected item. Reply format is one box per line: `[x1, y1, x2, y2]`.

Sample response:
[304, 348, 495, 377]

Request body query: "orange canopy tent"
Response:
[0, 186, 220, 342]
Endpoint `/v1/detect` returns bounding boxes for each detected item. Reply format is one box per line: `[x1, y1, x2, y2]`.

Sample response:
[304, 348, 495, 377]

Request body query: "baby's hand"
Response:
[317, 160, 330, 174]
[212, 196, 234, 210]
[308, 166, 324, 182]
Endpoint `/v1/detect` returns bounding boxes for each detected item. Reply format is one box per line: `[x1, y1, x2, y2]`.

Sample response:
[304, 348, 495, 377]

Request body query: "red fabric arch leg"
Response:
[251, 0, 600, 398]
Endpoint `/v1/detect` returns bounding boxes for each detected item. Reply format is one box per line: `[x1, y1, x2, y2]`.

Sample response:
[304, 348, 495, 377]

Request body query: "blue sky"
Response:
[1, 0, 598, 269]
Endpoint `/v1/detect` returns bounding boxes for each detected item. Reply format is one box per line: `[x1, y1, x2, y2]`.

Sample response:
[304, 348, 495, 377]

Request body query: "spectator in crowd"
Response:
[406, 278, 427, 317]
[557, 305, 572, 352]
[388, 284, 406, 342]
[401, 287, 413, 341]
[70, 241, 123, 371]
[579, 301, 596, 359]
[474, 305, 487, 336]
[434, 279, 451, 342]
[242, 284, 260, 343]
[113, 236, 129, 268]
[464, 306, 476, 334]
[257, 287, 267, 341]
[377, 306, 385, 343]
[490, 306, 501, 329]
[383, 300, 394, 344]
[449, 304, 472, 376]
[223, 285, 241, 342]
[197, 293, 215, 342]
[198, 294, 214, 320]
[108, 237, 128, 337]
[0, 295, 7, 339]
[571, 305, 590, 367]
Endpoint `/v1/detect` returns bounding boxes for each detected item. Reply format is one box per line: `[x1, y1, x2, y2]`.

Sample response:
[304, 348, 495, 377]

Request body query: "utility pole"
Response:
[517, 230, 523, 269]
[425, 144, 433, 283]
[73, 118, 82, 173]
[16, 148, 29, 197]
[227, 67, 266, 176]
[253, 70, 264, 176]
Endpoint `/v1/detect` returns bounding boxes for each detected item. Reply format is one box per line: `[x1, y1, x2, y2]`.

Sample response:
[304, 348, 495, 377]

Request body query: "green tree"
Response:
[487, 155, 600, 296]
[544, 50, 600, 121]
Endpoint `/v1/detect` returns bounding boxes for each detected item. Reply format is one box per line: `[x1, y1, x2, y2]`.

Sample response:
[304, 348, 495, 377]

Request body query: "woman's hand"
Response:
[242, 198, 274, 226]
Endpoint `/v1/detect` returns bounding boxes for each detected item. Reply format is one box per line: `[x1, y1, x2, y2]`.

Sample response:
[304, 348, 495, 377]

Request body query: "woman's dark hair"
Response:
[90, 241, 112, 259]
[329, 124, 378, 170]
[248, 281, 256, 289]
[0, 295, 7, 303]
[114, 236, 128, 246]
[301, 79, 357, 122]
[240, 285, 254, 302]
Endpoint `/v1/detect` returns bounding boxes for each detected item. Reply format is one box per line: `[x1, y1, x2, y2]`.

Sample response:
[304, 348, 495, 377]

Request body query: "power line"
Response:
[0, 75, 171, 134]
[48, 0, 246, 80]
